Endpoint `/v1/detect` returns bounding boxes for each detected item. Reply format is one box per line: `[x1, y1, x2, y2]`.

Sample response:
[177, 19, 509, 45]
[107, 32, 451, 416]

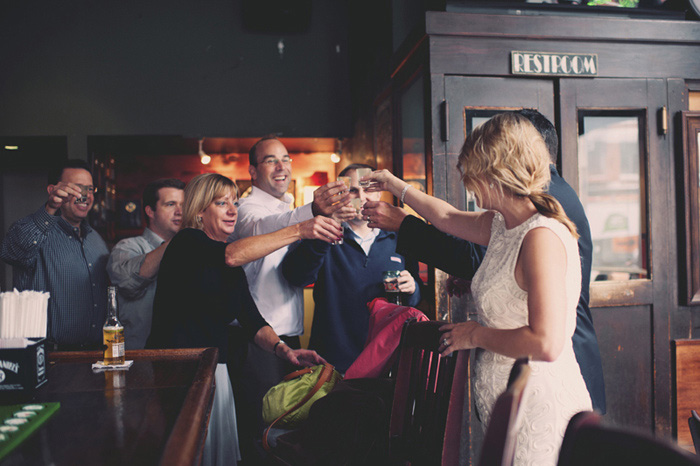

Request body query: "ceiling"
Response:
[87, 136, 339, 157]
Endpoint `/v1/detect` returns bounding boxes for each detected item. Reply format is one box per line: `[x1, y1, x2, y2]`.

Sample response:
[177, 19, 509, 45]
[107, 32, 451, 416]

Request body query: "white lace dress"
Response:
[471, 212, 592, 466]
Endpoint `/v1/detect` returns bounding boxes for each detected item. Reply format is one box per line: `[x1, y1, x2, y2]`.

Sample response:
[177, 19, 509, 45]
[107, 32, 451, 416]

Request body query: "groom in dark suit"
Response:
[362, 109, 606, 414]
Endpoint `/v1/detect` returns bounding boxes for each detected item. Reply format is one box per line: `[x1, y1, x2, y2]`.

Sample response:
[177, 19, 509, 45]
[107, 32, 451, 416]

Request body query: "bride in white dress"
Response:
[364, 112, 592, 466]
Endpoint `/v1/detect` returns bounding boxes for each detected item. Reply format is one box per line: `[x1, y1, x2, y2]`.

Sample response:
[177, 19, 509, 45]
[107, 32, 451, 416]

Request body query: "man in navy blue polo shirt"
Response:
[281, 164, 421, 373]
[1, 159, 109, 350]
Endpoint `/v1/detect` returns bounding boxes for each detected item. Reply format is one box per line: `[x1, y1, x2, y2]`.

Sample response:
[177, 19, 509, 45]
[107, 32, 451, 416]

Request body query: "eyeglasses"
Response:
[76, 184, 99, 195]
[258, 156, 292, 167]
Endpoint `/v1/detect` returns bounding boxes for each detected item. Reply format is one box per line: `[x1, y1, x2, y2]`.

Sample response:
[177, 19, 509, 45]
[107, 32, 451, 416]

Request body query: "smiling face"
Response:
[57, 168, 94, 227]
[249, 139, 292, 199]
[147, 187, 184, 241]
[199, 188, 238, 242]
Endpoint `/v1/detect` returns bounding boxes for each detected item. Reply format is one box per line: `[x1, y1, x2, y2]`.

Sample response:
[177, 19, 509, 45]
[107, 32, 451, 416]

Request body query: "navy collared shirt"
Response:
[1, 206, 109, 345]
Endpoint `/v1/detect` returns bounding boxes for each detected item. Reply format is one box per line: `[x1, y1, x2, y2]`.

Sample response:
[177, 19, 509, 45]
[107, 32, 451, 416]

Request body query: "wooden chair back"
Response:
[477, 357, 531, 466]
[558, 411, 700, 466]
[689, 410, 700, 455]
[673, 339, 700, 453]
[389, 320, 470, 466]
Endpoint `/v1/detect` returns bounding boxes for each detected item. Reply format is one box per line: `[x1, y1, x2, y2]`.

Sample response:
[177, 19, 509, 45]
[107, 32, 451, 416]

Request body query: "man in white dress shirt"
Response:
[107, 178, 184, 349]
[228, 136, 352, 463]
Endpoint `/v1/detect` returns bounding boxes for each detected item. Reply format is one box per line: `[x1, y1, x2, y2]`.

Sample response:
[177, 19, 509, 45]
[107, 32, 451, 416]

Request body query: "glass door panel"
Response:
[463, 109, 503, 212]
[401, 74, 426, 199]
[578, 112, 648, 282]
[399, 73, 428, 285]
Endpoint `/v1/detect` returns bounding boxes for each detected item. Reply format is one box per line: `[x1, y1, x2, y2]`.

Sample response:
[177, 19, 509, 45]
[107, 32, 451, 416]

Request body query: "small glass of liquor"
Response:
[103, 286, 125, 365]
[337, 176, 352, 191]
[382, 270, 402, 305]
[75, 184, 89, 204]
[350, 198, 362, 215]
[356, 168, 372, 188]
[330, 212, 345, 246]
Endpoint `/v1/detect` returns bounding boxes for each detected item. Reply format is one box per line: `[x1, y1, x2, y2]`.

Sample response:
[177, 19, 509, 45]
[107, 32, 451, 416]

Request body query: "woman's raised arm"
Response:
[224, 216, 342, 267]
[364, 169, 492, 246]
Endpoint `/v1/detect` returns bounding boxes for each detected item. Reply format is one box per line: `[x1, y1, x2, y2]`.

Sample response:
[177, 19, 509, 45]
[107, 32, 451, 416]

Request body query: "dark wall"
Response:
[0, 1, 351, 149]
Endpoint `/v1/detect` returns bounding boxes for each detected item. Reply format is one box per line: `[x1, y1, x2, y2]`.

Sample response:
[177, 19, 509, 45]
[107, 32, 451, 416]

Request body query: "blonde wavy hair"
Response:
[181, 173, 238, 230]
[459, 112, 578, 238]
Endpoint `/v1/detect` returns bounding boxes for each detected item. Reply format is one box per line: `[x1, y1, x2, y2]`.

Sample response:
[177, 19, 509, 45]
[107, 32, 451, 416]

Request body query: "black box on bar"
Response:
[0, 338, 47, 392]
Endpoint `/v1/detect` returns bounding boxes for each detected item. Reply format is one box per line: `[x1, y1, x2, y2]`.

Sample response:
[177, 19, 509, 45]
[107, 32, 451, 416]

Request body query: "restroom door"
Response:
[438, 76, 556, 462]
[560, 78, 671, 434]
[438, 76, 555, 321]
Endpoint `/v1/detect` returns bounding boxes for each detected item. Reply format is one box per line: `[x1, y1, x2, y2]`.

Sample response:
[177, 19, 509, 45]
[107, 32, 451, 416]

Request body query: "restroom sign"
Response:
[511, 51, 598, 77]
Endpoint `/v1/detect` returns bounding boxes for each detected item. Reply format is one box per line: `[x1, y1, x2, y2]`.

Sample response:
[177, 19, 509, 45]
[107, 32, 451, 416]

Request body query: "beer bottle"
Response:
[103, 286, 125, 365]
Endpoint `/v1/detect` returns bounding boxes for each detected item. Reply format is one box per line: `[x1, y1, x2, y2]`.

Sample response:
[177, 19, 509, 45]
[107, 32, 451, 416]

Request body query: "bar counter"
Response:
[1, 348, 218, 466]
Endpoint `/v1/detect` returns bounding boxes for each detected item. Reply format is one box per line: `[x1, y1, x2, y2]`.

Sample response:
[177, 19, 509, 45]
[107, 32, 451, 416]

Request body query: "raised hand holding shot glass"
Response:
[75, 184, 90, 204]
[326, 179, 354, 245]
[331, 213, 345, 245]
[356, 168, 372, 188]
[337, 176, 352, 191]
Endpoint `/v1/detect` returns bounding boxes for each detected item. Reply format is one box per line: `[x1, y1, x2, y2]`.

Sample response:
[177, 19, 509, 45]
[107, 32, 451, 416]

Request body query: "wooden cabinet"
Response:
[378, 10, 700, 459]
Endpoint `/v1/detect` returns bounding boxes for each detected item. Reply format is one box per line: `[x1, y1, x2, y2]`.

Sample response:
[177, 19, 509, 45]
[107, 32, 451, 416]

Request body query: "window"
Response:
[578, 112, 649, 282]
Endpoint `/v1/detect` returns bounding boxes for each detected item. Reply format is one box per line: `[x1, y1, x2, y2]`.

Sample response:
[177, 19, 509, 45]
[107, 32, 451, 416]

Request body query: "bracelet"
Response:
[400, 184, 411, 205]
[273, 340, 285, 355]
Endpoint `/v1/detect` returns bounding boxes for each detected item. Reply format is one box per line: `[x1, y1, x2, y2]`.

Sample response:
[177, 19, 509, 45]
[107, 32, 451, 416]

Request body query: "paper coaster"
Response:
[91, 360, 134, 372]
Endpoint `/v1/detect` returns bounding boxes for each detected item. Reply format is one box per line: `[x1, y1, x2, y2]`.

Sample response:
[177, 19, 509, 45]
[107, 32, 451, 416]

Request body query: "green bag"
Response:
[262, 363, 342, 448]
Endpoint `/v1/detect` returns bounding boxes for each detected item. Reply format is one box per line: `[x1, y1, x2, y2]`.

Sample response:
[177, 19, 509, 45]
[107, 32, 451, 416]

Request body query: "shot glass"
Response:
[350, 198, 362, 214]
[382, 270, 401, 305]
[337, 176, 352, 191]
[75, 184, 89, 204]
[356, 168, 372, 188]
[331, 224, 345, 246]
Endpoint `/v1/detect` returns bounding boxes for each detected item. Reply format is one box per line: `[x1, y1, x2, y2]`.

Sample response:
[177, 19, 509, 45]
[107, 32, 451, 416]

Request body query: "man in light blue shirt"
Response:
[107, 178, 184, 349]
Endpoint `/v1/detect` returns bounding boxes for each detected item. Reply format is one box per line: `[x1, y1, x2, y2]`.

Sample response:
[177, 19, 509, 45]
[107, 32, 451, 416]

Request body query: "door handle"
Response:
[659, 106, 667, 135]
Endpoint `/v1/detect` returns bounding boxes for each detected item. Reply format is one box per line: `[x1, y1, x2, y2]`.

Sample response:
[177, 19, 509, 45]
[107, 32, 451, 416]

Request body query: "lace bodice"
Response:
[471, 212, 591, 466]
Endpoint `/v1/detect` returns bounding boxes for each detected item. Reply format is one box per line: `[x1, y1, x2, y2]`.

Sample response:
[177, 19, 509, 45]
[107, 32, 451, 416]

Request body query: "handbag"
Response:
[262, 363, 342, 450]
[344, 298, 428, 379]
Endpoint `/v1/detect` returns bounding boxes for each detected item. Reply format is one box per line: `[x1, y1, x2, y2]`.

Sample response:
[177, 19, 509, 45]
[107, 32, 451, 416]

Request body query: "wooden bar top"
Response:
[0, 347, 218, 466]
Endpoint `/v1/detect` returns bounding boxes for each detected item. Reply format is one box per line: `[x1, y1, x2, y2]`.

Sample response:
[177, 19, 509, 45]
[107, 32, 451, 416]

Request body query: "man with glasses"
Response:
[228, 136, 353, 463]
[1, 159, 109, 351]
[107, 178, 185, 350]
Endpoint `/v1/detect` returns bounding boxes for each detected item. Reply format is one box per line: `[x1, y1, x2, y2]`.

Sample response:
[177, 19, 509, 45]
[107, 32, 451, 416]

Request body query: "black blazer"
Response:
[396, 165, 606, 413]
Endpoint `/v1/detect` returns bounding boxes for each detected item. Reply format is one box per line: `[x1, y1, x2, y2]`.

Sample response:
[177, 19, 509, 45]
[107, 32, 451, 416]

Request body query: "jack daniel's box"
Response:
[0, 338, 47, 392]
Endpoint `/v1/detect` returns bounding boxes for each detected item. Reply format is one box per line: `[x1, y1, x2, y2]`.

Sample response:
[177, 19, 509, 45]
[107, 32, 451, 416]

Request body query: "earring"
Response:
[489, 182, 494, 189]
[196, 216, 202, 223]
